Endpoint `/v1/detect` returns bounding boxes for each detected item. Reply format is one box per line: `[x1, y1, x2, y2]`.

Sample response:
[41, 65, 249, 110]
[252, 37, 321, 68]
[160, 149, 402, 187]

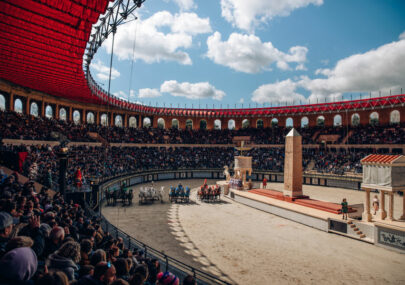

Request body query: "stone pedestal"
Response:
[283, 129, 303, 198]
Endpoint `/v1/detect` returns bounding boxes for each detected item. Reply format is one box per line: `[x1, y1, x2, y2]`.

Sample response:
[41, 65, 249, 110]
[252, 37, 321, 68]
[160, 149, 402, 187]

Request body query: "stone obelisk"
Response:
[283, 128, 303, 198]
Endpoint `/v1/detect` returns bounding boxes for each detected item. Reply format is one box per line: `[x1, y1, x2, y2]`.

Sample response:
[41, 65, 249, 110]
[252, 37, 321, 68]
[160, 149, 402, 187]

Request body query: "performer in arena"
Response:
[75, 167, 83, 189]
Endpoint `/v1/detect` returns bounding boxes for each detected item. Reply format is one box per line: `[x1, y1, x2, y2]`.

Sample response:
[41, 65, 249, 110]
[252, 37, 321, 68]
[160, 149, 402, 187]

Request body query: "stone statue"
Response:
[223, 165, 231, 181]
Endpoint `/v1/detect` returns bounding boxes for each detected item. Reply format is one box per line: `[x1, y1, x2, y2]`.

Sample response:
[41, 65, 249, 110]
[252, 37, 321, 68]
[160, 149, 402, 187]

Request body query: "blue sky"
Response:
[90, 0, 405, 108]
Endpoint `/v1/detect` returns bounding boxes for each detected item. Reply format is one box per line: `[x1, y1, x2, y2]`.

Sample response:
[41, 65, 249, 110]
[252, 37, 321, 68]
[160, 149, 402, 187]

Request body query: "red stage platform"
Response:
[249, 189, 354, 214]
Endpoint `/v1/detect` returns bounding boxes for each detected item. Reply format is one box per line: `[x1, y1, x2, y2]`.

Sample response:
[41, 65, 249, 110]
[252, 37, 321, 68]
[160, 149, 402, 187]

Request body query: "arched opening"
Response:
[390, 110, 400, 125]
[369, 112, 379, 126]
[271, 118, 278, 127]
[157, 118, 165, 129]
[45, 105, 53, 119]
[59, 108, 67, 121]
[186, 119, 193, 130]
[143, 117, 151, 128]
[333, 114, 342, 127]
[316, 115, 325, 127]
[30, 102, 38, 117]
[171, 119, 179, 129]
[256, 119, 264, 129]
[87, 112, 95, 124]
[115, 115, 123, 127]
[351, 113, 360, 126]
[14, 98, 23, 113]
[73, 110, 81, 124]
[242, 119, 250, 129]
[214, 119, 221, 130]
[286, 118, 293, 128]
[228, 119, 235, 130]
[0, 94, 5, 110]
[200, 120, 207, 130]
[301, 117, 309, 128]
[129, 116, 137, 128]
[101, 114, 109, 126]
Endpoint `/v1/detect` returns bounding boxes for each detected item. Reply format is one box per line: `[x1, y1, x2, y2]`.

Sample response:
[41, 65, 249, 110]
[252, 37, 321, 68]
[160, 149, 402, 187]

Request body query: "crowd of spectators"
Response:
[0, 170, 195, 285]
[1, 110, 404, 145]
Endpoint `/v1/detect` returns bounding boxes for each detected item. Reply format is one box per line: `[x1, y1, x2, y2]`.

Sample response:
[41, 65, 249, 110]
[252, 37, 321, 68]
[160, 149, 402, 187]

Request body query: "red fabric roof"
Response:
[361, 154, 401, 164]
[0, 1, 404, 116]
[0, 0, 110, 104]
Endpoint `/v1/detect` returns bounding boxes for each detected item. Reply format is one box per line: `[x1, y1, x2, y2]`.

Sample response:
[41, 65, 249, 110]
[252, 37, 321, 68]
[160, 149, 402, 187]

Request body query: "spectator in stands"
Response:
[0, 211, 14, 257]
[0, 247, 38, 285]
[36, 270, 69, 285]
[46, 240, 81, 280]
[78, 261, 116, 285]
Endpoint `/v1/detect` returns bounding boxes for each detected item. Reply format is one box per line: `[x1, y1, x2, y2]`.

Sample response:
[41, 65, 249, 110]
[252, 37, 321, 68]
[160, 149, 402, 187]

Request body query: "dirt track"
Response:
[103, 180, 405, 285]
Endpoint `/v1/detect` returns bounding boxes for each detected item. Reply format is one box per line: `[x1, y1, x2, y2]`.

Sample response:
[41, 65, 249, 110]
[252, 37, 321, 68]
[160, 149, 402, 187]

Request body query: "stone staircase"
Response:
[348, 220, 366, 239]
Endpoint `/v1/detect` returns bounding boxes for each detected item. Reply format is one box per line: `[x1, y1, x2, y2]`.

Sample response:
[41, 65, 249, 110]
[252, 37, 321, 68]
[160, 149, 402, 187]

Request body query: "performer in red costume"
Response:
[75, 167, 82, 189]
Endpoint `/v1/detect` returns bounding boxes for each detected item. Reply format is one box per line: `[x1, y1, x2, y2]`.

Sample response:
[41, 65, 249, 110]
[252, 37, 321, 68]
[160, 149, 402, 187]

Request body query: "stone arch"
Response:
[45, 105, 53, 119]
[256, 119, 264, 129]
[143, 117, 151, 128]
[73, 110, 81, 124]
[271, 118, 278, 127]
[390, 110, 400, 125]
[228, 119, 235, 130]
[351, 113, 360, 126]
[0, 94, 5, 111]
[286, 117, 293, 128]
[14, 98, 23, 113]
[115, 115, 123, 127]
[87, 112, 95, 124]
[186, 119, 193, 130]
[59, 108, 67, 121]
[101, 114, 109, 126]
[171, 119, 179, 129]
[157, 118, 165, 129]
[242, 119, 250, 129]
[200, 119, 207, 130]
[214, 119, 221, 130]
[301, 117, 309, 128]
[316, 115, 325, 127]
[369, 112, 379, 126]
[30, 102, 39, 117]
[129, 116, 137, 128]
[333, 114, 342, 127]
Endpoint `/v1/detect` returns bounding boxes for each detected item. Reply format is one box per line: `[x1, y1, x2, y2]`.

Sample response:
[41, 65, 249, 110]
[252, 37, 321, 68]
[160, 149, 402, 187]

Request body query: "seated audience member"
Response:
[46, 241, 81, 281]
[0, 247, 38, 285]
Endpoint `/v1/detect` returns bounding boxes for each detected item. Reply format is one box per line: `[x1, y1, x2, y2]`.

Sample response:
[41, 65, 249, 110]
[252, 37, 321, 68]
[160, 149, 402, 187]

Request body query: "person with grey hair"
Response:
[46, 240, 81, 281]
[43, 226, 65, 259]
[0, 212, 16, 258]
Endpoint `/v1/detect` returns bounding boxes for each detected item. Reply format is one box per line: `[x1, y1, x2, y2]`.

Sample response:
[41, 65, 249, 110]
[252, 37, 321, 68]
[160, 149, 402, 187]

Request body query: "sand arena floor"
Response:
[102, 180, 405, 285]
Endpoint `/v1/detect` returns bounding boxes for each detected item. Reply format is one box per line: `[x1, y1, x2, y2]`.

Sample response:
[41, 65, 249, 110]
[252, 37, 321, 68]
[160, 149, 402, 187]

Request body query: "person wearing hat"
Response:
[0, 211, 15, 258]
[0, 247, 38, 285]
[156, 271, 179, 285]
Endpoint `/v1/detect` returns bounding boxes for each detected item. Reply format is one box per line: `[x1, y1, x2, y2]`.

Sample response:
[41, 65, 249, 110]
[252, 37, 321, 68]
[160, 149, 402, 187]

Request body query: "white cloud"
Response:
[239, 98, 244, 103]
[113, 90, 137, 101]
[206, 32, 308, 73]
[252, 79, 306, 104]
[91, 60, 120, 81]
[399, 31, 405, 40]
[221, 0, 323, 32]
[138, 88, 162, 98]
[160, 80, 226, 100]
[103, 11, 211, 65]
[300, 39, 405, 98]
[168, 0, 196, 11]
[252, 38, 405, 103]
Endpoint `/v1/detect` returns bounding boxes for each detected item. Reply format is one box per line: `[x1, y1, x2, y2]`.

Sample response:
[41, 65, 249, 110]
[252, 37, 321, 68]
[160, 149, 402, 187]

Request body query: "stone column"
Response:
[388, 192, 394, 221]
[55, 104, 60, 120]
[9, 92, 14, 111]
[400, 194, 405, 221]
[377, 191, 387, 220]
[283, 128, 303, 197]
[362, 188, 372, 222]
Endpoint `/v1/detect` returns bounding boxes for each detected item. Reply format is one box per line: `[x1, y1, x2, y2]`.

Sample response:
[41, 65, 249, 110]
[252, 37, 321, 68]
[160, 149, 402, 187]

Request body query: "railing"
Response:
[84, 202, 231, 285]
